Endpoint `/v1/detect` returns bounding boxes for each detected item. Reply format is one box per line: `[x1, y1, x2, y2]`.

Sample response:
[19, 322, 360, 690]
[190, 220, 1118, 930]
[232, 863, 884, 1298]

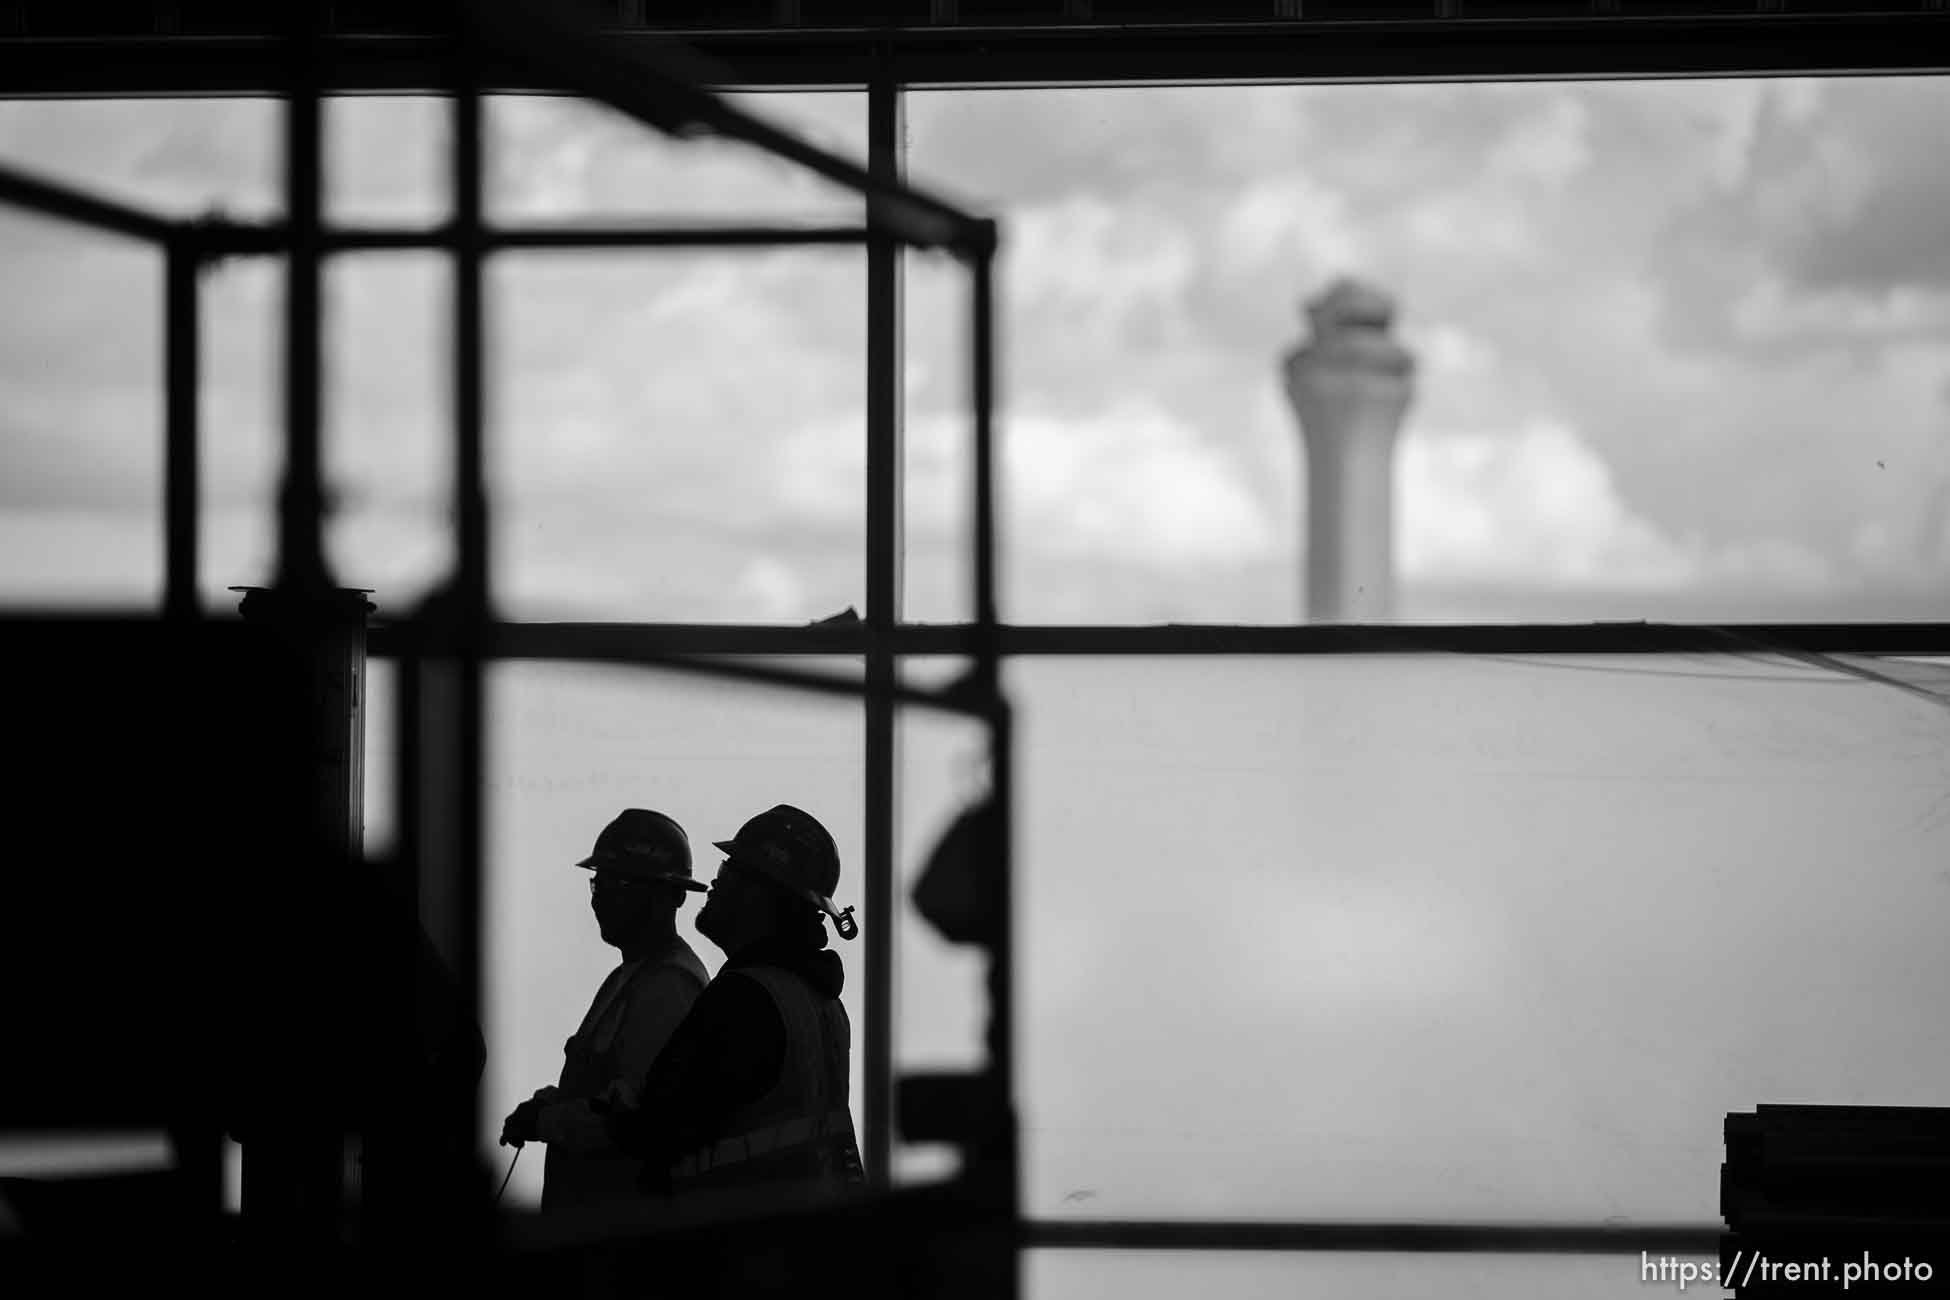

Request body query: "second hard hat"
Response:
[713, 804, 856, 938]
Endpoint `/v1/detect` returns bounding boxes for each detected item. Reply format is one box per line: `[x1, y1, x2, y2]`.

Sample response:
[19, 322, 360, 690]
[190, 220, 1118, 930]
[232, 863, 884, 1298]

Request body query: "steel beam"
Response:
[862, 65, 905, 1191]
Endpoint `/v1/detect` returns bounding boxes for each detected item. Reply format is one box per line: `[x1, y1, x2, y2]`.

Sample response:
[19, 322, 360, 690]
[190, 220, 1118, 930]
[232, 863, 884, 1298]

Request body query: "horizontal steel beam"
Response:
[187, 221, 874, 254]
[1027, 1217, 1724, 1254]
[674, 14, 1950, 86]
[897, 621, 1950, 656]
[454, 0, 991, 256]
[0, 15, 1946, 94]
[361, 620, 1950, 659]
[8, 617, 1940, 661]
[484, 223, 869, 250]
[368, 619, 997, 717]
[365, 620, 872, 658]
[3, 619, 1934, 666]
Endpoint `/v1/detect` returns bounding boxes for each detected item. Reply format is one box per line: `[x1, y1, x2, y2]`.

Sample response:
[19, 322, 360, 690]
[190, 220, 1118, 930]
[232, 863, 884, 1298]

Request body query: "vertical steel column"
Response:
[970, 242, 999, 661]
[377, 18, 495, 1258]
[275, 3, 330, 594]
[379, 617, 432, 1250]
[240, 3, 344, 1244]
[162, 245, 218, 1228]
[971, 238, 1019, 1297]
[862, 64, 905, 1191]
[452, 55, 490, 623]
[164, 240, 200, 621]
[449, 43, 491, 1221]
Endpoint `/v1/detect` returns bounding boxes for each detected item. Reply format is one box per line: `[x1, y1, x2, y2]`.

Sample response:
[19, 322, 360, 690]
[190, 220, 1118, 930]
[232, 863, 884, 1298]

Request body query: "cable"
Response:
[495, 1144, 522, 1206]
[1693, 623, 1950, 714]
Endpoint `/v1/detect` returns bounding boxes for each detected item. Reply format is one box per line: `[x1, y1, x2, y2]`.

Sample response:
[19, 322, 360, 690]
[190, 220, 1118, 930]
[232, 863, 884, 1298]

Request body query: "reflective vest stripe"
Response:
[669, 1107, 855, 1178]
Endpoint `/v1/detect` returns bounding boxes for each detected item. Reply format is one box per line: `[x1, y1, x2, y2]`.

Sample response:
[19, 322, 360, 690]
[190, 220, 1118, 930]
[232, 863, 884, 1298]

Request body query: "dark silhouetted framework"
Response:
[0, 0, 1015, 1289]
[3, 0, 1949, 1292]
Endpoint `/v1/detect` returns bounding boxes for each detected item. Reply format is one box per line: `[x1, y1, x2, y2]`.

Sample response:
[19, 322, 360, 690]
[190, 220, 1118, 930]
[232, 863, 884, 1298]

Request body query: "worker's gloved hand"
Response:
[500, 1101, 540, 1148]
[500, 1087, 559, 1147]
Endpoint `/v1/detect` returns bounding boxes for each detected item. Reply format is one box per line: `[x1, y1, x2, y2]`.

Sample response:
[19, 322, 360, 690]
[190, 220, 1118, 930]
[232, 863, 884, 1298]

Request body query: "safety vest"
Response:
[542, 940, 707, 1211]
[669, 965, 863, 1198]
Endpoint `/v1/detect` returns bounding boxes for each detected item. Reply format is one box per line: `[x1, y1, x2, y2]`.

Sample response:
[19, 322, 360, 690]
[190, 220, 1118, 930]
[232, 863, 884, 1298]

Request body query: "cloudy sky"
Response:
[5, 76, 1950, 1293]
[3, 75, 1949, 623]
[898, 78, 1950, 624]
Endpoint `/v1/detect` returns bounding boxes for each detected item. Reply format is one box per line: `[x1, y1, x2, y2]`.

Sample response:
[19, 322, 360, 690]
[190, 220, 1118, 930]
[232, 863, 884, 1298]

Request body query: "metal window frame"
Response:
[4, 0, 1949, 1277]
[0, 0, 1017, 1277]
[4, 9, 1950, 93]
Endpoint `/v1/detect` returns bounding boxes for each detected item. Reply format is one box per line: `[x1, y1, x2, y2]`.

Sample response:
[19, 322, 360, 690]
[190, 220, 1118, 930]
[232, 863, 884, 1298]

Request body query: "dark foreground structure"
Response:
[0, 3, 1014, 1293]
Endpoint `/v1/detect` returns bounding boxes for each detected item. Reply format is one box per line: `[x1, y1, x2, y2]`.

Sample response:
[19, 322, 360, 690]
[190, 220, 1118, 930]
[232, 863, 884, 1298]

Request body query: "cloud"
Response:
[328, 97, 448, 224]
[0, 509, 160, 604]
[1399, 418, 1865, 598]
[1008, 197, 1197, 319]
[1399, 419, 1698, 588]
[493, 251, 864, 502]
[1728, 277, 1950, 348]
[1762, 79, 1950, 294]
[908, 85, 1289, 210]
[0, 412, 158, 512]
[490, 494, 859, 623]
[900, 404, 1278, 570]
[0, 98, 277, 218]
[1218, 174, 1365, 275]
[726, 555, 809, 622]
[0, 217, 164, 512]
[488, 91, 868, 222]
[325, 502, 451, 608]
[1012, 406, 1277, 568]
[1485, 94, 1593, 186]
[1656, 77, 1950, 356]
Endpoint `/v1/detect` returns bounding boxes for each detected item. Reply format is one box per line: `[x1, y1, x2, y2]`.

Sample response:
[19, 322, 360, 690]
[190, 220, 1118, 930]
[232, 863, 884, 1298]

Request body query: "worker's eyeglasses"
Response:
[589, 874, 651, 894]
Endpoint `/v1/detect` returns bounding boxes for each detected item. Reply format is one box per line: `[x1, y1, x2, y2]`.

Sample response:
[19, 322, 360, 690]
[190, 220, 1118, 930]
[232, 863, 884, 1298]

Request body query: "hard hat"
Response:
[713, 804, 857, 939]
[577, 809, 706, 891]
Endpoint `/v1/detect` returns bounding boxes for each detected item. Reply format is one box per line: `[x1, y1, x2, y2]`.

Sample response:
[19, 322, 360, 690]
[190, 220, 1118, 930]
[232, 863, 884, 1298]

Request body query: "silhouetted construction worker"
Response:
[501, 809, 709, 1210]
[611, 803, 864, 1206]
